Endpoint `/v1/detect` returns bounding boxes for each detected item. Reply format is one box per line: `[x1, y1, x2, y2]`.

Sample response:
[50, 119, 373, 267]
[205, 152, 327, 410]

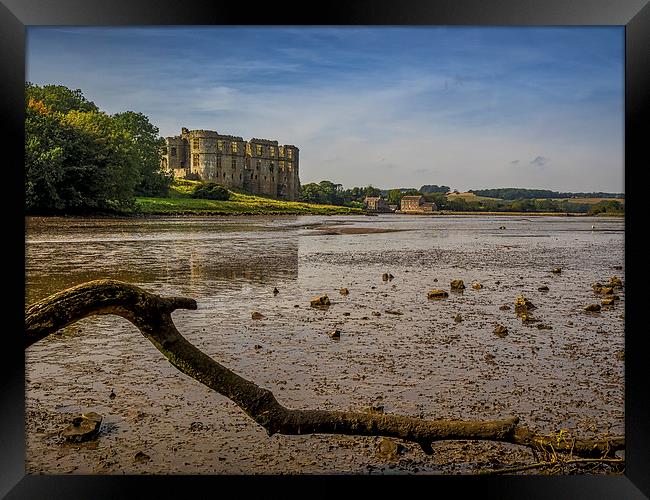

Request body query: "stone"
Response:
[329, 329, 341, 340]
[536, 324, 553, 330]
[310, 295, 331, 308]
[385, 309, 403, 315]
[343, 312, 351, 316]
[382, 273, 389, 281]
[608, 276, 623, 288]
[254, 344, 262, 350]
[340, 288, 350, 295]
[499, 304, 511, 311]
[134, 451, 151, 463]
[450, 279, 466, 290]
[538, 285, 549, 292]
[377, 438, 405, 459]
[602, 297, 616, 306]
[613, 265, 623, 270]
[499, 226, 506, 230]
[471, 282, 483, 290]
[454, 313, 463, 323]
[61, 412, 103, 443]
[251, 311, 264, 320]
[552, 268, 561, 273]
[427, 290, 449, 300]
[372, 311, 381, 317]
[494, 325, 508, 338]
[585, 304, 601, 312]
[514, 296, 535, 313]
[273, 287, 279, 295]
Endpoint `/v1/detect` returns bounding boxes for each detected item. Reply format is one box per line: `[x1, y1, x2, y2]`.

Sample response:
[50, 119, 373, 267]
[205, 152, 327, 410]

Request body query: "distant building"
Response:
[161, 127, 300, 201]
[400, 195, 437, 213]
[364, 197, 392, 213]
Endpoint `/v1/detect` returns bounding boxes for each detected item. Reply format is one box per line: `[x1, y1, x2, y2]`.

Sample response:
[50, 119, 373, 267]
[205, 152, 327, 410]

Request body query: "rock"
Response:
[450, 279, 466, 290]
[382, 273, 389, 281]
[61, 412, 103, 443]
[499, 226, 506, 230]
[538, 285, 549, 292]
[273, 287, 279, 295]
[613, 265, 623, 270]
[494, 325, 508, 338]
[134, 451, 151, 463]
[454, 314, 463, 323]
[377, 438, 405, 459]
[427, 290, 449, 300]
[343, 312, 351, 316]
[329, 329, 341, 340]
[372, 311, 381, 317]
[602, 297, 616, 306]
[385, 309, 403, 315]
[189, 421, 204, 431]
[388, 274, 394, 280]
[433, 278, 438, 282]
[536, 324, 553, 330]
[520, 313, 539, 324]
[109, 389, 116, 400]
[251, 311, 264, 320]
[310, 295, 331, 308]
[499, 304, 511, 311]
[495, 281, 501, 285]
[608, 276, 623, 288]
[484, 353, 497, 365]
[615, 350, 625, 361]
[514, 296, 535, 313]
[254, 344, 262, 350]
[471, 282, 483, 290]
[552, 267, 561, 274]
[340, 288, 350, 295]
[585, 304, 601, 312]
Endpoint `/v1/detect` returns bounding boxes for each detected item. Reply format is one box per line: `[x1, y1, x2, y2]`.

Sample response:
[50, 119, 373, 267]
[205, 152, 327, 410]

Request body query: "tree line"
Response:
[469, 188, 624, 200]
[25, 83, 172, 214]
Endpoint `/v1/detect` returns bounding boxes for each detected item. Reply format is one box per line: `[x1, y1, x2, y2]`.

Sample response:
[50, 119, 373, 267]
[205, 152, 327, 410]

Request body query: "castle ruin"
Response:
[161, 127, 300, 201]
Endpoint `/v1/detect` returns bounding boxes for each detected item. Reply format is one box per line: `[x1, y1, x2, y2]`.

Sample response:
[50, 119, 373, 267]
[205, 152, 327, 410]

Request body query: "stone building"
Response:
[364, 197, 392, 213]
[161, 127, 300, 201]
[400, 195, 437, 213]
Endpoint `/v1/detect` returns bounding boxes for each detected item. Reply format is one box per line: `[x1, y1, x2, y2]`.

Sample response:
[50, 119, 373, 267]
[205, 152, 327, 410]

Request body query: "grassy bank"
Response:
[135, 180, 362, 215]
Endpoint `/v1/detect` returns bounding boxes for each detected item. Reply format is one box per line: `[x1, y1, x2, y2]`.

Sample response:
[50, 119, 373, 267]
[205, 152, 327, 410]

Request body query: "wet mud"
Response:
[25, 215, 624, 474]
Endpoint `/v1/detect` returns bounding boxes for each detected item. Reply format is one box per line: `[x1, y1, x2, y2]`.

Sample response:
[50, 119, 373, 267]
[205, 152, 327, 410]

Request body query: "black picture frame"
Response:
[2, 0, 648, 498]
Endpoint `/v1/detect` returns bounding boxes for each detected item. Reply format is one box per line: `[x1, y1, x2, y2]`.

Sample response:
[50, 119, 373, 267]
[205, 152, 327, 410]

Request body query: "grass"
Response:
[135, 179, 363, 215]
[446, 192, 506, 203]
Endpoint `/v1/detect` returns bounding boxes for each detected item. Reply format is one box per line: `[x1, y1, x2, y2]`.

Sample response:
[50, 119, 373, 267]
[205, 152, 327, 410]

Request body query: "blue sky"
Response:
[26, 27, 624, 192]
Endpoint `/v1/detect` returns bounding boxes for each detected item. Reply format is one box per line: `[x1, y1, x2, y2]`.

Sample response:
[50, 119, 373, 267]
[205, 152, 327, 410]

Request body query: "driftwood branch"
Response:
[25, 279, 625, 459]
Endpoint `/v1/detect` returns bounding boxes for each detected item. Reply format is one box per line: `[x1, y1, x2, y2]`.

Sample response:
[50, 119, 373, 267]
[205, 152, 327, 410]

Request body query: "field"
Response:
[135, 179, 362, 215]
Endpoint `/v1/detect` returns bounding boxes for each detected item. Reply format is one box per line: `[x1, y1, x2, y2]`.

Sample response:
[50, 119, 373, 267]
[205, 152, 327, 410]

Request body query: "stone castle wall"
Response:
[162, 128, 300, 201]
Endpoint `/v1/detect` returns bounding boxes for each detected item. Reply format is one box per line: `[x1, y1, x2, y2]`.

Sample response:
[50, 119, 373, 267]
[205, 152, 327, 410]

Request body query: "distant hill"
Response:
[469, 188, 624, 200]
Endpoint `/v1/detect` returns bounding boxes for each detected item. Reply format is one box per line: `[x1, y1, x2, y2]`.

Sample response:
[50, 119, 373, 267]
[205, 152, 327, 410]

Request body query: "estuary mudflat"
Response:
[25, 214, 625, 474]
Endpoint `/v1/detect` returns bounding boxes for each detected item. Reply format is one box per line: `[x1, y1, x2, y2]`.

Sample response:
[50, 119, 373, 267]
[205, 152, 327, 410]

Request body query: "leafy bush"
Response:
[191, 182, 230, 200]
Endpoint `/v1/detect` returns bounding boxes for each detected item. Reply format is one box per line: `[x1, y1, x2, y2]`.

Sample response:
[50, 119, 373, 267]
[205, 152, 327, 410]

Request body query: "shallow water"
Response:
[25, 214, 625, 474]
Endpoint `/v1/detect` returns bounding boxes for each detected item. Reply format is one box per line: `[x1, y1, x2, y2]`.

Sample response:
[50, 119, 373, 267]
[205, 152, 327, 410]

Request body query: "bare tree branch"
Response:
[25, 279, 625, 458]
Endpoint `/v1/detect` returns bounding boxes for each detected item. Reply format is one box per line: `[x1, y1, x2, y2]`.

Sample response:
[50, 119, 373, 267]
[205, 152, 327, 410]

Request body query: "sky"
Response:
[26, 27, 624, 192]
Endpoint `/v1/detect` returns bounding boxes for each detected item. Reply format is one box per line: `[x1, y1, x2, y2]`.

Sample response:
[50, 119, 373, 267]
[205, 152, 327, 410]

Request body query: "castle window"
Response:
[217, 140, 223, 151]
[279, 146, 284, 157]
[264, 176, 267, 181]
[231, 174, 234, 179]
[270, 162, 274, 170]
[269, 164, 274, 173]
[231, 142, 238, 153]
[171, 147, 177, 157]
[192, 138, 199, 149]
[232, 158, 237, 169]
[288, 162, 292, 172]
[279, 161, 285, 169]
[270, 147, 275, 157]
[193, 154, 199, 166]
[217, 156, 222, 168]
[287, 148, 293, 159]
[239, 173, 242, 180]
[162, 147, 168, 155]
[256, 160, 261, 170]
[255, 175, 258, 180]
[256, 144, 262, 156]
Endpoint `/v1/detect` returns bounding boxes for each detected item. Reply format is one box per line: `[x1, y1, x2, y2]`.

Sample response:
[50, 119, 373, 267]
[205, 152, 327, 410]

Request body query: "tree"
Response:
[191, 182, 230, 200]
[25, 82, 99, 114]
[113, 111, 172, 197]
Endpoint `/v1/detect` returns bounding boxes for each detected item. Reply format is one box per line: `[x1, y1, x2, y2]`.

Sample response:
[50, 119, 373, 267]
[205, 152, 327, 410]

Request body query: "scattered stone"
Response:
[520, 313, 539, 324]
[361, 316, 370, 320]
[61, 412, 103, 443]
[514, 296, 535, 313]
[329, 329, 341, 340]
[385, 309, 403, 315]
[310, 295, 331, 308]
[495, 281, 501, 285]
[294, 304, 299, 308]
[377, 438, 405, 459]
[499, 304, 511, 311]
[484, 353, 497, 365]
[536, 324, 553, 330]
[340, 288, 350, 295]
[427, 290, 449, 300]
[454, 314, 463, 323]
[494, 325, 508, 338]
[189, 421, 204, 432]
[273, 287, 279, 295]
[585, 304, 601, 312]
[615, 350, 625, 361]
[499, 226, 506, 230]
[251, 311, 264, 320]
[433, 278, 438, 282]
[538, 285, 549, 292]
[613, 265, 623, 270]
[608, 276, 623, 288]
[343, 312, 351, 316]
[602, 297, 616, 306]
[254, 344, 262, 350]
[134, 451, 151, 463]
[552, 268, 561, 274]
[109, 389, 116, 400]
[372, 311, 381, 317]
[471, 282, 483, 290]
[450, 279, 466, 291]
[381, 273, 394, 281]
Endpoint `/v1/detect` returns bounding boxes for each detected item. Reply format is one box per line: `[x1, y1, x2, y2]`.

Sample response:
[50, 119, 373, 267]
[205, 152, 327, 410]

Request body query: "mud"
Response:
[25, 214, 624, 474]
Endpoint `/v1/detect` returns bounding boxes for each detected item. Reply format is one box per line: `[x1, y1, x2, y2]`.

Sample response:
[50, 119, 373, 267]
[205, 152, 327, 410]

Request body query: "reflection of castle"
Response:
[162, 127, 300, 201]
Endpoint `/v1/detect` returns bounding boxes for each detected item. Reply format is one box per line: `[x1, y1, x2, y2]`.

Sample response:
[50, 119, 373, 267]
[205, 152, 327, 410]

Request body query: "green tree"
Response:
[113, 111, 172, 197]
[25, 82, 99, 114]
